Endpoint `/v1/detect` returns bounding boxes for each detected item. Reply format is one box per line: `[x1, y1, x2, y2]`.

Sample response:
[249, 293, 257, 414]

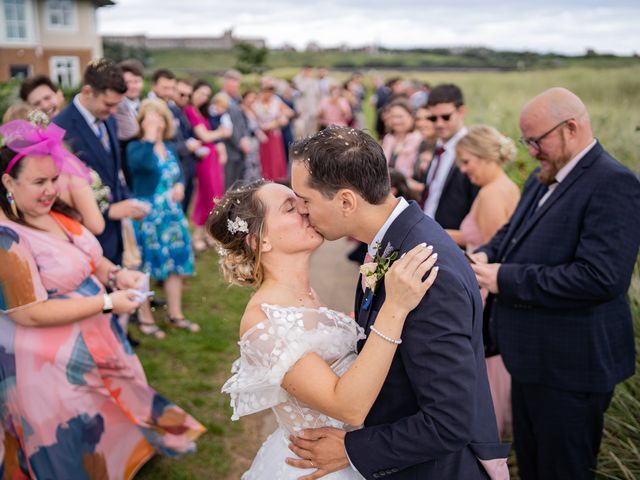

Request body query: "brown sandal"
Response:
[166, 316, 200, 333]
[138, 322, 166, 339]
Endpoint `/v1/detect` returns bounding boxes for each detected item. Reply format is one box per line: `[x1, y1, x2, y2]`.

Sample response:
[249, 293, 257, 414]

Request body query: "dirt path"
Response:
[226, 238, 360, 478]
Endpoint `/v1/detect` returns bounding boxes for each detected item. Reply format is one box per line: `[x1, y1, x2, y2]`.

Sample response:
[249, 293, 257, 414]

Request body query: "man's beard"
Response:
[537, 136, 570, 186]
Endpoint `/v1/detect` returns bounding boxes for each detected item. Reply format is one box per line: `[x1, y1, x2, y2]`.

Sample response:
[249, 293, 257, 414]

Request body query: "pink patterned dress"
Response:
[0, 214, 205, 479]
[184, 105, 225, 226]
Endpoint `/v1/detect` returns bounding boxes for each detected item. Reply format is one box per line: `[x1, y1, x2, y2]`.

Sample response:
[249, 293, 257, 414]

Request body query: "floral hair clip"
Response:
[227, 216, 249, 235]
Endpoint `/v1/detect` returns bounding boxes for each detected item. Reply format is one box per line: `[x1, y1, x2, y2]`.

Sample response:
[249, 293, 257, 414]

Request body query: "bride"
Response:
[208, 179, 438, 479]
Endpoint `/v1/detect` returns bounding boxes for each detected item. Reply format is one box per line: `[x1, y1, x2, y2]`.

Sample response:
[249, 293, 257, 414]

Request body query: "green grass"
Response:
[134, 251, 251, 479]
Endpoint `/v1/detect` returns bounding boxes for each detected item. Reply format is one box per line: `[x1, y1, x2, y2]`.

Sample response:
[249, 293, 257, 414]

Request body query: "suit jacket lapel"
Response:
[356, 202, 424, 334]
[503, 143, 600, 258]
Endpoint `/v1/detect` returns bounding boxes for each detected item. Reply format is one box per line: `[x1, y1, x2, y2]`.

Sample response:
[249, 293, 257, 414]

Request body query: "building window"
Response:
[49, 56, 80, 88]
[3, 0, 28, 40]
[46, 0, 76, 30]
[9, 64, 31, 79]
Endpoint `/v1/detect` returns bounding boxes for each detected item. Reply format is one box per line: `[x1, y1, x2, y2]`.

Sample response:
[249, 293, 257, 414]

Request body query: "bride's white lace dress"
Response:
[222, 304, 367, 479]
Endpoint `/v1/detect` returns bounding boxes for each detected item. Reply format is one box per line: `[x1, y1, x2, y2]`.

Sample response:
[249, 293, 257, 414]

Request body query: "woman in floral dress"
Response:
[0, 119, 205, 479]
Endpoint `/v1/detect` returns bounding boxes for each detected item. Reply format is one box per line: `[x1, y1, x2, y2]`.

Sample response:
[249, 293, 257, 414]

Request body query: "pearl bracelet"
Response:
[107, 265, 123, 291]
[369, 325, 402, 345]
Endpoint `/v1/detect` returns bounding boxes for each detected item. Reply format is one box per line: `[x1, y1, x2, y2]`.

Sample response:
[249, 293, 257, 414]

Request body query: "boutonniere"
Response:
[360, 242, 398, 294]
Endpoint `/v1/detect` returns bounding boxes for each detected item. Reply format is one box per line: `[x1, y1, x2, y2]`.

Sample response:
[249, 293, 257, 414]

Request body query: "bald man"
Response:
[471, 87, 640, 480]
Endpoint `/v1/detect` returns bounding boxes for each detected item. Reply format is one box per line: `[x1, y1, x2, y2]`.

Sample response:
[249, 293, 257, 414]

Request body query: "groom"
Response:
[288, 127, 509, 479]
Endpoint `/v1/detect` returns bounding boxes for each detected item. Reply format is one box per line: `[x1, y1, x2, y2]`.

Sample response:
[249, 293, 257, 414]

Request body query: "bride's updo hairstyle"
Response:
[206, 179, 270, 288]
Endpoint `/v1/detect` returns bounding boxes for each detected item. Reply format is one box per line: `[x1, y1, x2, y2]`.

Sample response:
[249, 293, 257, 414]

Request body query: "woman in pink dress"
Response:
[381, 99, 423, 181]
[317, 84, 352, 128]
[253, 77, 293, 181]
[184, 80, 231, 251]
[0, 120, 205, 479]
[446, 125, 520, 440]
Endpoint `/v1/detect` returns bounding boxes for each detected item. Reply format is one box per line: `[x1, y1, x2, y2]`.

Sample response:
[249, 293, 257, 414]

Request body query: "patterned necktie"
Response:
[95, 120, 111, 152]
[361, 252, 374, 292]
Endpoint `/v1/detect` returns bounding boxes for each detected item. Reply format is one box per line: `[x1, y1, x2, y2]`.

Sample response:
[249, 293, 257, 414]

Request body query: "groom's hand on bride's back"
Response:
[286, 427, 348, 479]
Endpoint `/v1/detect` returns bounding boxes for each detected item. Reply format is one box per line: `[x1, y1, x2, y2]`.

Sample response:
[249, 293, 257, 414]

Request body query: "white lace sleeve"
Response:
[221, 304, 364, 420]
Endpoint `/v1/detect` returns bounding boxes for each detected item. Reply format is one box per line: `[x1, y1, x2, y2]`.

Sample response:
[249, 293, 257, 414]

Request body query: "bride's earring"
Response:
[6, 191, 18, 217]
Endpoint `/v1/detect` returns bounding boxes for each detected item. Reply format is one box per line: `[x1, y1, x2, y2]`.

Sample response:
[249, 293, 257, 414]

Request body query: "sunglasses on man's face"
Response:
[427, 111, 456, 122]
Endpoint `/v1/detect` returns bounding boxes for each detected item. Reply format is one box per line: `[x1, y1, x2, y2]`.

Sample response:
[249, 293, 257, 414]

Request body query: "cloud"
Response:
[97, 0, 640, 55]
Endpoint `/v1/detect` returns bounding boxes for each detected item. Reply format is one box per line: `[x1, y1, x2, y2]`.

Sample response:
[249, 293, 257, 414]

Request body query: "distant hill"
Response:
[103, 42, 639, 76]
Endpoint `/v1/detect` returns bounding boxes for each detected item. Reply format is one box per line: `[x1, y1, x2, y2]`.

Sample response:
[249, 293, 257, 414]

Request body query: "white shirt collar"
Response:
[555, 139, 596, 183]
[438, 126, 469, 151]
[368, 197, 410, 257]
[73, 94, 99, 132]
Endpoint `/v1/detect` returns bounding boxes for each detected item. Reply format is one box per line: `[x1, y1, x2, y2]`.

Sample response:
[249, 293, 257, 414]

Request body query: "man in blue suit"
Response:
[472, 87, 640, 480]
[288, 127, 509, 479]
[54, 58, 147, 264]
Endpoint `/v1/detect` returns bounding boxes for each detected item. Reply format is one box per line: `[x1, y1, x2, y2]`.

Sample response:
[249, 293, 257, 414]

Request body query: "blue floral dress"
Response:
[127, 141, 195, 280]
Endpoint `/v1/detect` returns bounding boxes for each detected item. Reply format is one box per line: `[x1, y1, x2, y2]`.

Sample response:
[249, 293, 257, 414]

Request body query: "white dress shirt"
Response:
[538, 139, 596, 208]
[367, 197, 410, 257]
[423, 126, 468, 218]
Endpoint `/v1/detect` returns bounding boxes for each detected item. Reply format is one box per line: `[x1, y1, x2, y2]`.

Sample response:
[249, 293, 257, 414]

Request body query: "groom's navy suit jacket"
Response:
[345, 202, 508, 479]
[54, 103, 129, 264]
[477, 142, 640, 393]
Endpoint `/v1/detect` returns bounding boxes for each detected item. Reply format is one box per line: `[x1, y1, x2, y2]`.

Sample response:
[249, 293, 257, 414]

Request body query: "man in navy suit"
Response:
[53, 58, 147, 264]
[472, 87, 640, 480]
[288, 127, 509, 479]
[422, 84, 478, 230]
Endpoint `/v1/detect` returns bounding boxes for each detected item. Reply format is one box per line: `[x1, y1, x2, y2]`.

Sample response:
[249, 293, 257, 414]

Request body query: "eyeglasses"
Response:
[427, 112, 456, 122]
[519, 119, 572, 151]
[177, 92, 191, 98]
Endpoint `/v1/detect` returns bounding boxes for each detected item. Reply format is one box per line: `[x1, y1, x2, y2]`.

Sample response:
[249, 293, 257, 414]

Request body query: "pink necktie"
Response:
[361, 252, 374, 292]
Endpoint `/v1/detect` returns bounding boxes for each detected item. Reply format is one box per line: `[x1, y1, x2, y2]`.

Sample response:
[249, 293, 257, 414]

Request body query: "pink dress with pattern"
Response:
[0, 214, 205, 479]
[184, 105, 225, 226]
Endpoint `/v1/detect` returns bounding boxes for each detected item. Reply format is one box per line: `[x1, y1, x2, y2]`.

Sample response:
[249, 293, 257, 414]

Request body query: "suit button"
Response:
[511, 238, 517, 244]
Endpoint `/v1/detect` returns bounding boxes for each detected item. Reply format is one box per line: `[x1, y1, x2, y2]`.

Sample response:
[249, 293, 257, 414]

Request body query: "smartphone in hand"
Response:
[464, 251, 477, 264]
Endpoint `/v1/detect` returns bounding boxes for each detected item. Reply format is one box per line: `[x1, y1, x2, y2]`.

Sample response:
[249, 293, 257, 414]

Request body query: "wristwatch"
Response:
[102, 293, 113, 314]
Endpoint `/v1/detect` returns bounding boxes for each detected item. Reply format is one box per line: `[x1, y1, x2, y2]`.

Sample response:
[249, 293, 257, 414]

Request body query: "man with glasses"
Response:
[422, 83, 477, 229]
[172, 77, 204, 212]
[471, 87, 640, 480]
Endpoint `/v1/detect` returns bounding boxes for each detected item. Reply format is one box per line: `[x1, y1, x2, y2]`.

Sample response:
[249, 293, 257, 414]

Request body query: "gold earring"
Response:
[6, 191, 18, 217]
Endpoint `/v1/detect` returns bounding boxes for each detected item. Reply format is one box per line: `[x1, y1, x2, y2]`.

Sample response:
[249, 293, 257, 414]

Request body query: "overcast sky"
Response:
[98, 0, 640, 55]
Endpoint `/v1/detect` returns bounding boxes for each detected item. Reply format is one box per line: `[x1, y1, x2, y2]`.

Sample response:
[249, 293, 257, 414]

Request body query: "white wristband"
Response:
[369, 325, 402, 345]
[102, 293, 113, 313]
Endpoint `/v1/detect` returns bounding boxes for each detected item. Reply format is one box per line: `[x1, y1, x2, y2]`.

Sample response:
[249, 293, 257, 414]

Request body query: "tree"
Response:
[234, 42, 268, 74]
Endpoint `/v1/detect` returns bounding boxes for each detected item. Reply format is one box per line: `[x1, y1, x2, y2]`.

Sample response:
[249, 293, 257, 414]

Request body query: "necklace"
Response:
[265, 280, 314, 300]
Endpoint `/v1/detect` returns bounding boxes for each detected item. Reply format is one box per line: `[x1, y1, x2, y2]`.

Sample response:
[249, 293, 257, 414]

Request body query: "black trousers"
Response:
[512, 379, 613, 480]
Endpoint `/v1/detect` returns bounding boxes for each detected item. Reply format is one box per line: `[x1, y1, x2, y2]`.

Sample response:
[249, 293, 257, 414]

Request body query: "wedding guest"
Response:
[127, 99, 199, 334]
[317, 84, 352, 129]
[2, 105, 105, 236]
[240, 90, 265, 182]
[422, 83, 477, 230]
[345, 72, 366, 129]
[114, 59, 144, 186]
[278, 80, 298, 165]
[19, 75, 64, 119]
[172, 78, 203, 212]
[472, 87, 640, 480]
[408, 105, 437, 198]
[445, 125, 520, 439]
[293, 65, 320, 137]
[0, 119, 205, 479]
[381, 99, 423, 180]
[253, 77, 293, 181]
[184, 79, 230, 251]
[220, 70, 252, 190]
[53, 58, 148, 265]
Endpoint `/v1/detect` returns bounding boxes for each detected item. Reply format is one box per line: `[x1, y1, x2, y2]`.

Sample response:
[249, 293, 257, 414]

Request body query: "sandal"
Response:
[166, 316, 201, 333]
[138, 322, 166, 339]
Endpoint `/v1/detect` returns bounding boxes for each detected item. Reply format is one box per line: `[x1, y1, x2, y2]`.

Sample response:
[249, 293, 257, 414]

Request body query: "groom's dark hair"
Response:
[290, 127, 390, 204]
